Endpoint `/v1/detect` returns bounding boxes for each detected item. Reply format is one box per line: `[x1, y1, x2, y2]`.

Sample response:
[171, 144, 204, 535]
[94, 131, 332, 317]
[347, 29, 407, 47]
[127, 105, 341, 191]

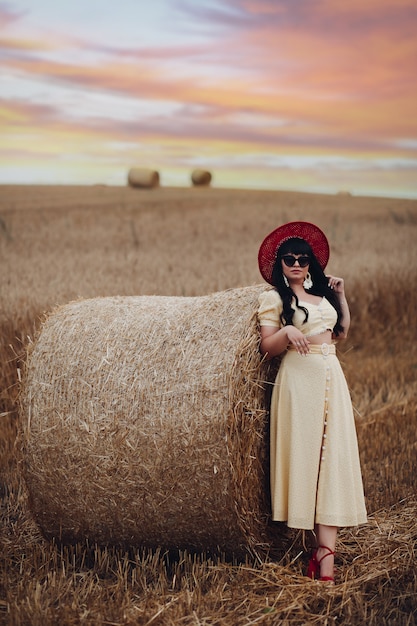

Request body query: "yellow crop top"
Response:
[258, 289, 337, 337]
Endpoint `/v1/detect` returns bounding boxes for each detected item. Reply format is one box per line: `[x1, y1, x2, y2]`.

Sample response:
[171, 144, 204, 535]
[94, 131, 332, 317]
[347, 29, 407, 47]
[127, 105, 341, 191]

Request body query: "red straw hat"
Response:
[258, 221, 330, 284]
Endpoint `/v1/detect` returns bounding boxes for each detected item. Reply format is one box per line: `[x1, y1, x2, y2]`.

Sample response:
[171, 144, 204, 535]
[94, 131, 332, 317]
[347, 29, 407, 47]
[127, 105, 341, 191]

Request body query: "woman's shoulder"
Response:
[258, 287, 282, 304]
[257, 288, 283, 326]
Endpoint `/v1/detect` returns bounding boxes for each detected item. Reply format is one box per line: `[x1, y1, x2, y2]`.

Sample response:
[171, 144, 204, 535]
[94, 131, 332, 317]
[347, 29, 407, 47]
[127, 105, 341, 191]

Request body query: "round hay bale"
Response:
[191, 169, 212, 186]
[20, 286, 280, 557]
[127, 168, 160, 188]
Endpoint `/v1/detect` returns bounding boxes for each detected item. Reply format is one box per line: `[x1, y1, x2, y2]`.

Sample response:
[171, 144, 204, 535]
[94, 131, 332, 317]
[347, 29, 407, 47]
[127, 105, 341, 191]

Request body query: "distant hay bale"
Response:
[20, 286, 280, 557]
[191, 169, 212, 186]
[127, 168, 160, 189]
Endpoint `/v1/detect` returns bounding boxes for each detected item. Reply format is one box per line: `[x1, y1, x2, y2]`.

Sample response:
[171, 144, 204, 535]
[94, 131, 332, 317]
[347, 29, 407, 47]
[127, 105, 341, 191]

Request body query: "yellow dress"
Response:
[258, 289, 367, 530]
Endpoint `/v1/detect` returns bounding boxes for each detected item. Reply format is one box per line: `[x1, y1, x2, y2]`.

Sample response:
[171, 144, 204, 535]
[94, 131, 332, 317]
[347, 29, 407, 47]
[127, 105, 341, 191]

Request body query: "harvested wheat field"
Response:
[1, 184, 416, 625]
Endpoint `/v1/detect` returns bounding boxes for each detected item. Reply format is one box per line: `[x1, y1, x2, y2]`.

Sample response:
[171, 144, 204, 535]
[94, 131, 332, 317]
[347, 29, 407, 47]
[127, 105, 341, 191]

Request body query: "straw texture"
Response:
[191, 169, 212, 186]
[127, 168, 160, 188]
[21, 286, 280, 557]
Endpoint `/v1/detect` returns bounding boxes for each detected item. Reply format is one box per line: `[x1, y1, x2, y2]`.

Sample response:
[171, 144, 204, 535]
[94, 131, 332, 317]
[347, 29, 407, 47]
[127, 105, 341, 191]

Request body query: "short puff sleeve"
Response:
[257, 289, 283, 327]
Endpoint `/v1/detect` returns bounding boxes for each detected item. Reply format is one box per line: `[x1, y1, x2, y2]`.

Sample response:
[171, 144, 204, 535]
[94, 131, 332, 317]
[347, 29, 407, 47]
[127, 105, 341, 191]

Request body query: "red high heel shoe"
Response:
[306, 545, 335, 582]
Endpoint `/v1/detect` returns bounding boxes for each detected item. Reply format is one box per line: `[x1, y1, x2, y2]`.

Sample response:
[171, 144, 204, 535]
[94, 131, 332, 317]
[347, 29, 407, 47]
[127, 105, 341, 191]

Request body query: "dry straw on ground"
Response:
[21, 286, 280, 557]
[127, 167, 160, 188]
[191, 169, 212, 186]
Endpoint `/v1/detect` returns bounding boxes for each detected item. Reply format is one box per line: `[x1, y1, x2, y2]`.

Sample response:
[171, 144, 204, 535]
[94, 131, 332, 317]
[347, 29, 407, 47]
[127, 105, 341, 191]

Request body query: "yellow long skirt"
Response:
[270, 347, 367, 530]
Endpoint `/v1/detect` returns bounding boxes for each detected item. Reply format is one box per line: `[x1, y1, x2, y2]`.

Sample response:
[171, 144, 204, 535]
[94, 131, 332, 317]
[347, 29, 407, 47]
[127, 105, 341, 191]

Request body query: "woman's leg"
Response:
[314, 524, 337, 579]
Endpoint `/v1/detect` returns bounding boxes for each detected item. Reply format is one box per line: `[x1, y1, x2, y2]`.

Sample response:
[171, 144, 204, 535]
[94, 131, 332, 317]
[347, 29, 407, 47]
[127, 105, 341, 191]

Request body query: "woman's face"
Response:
[280, 252, 310, 284]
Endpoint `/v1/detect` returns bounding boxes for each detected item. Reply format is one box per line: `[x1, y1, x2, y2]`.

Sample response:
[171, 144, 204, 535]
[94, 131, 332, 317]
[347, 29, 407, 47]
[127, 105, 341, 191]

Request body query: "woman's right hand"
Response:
[285, 326, 310, 356]
[260, 325, 309, 358]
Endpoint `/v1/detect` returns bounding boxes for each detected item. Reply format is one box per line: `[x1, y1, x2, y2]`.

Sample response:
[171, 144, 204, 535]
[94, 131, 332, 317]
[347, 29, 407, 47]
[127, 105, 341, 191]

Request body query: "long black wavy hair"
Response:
[270, 237, 344, 336]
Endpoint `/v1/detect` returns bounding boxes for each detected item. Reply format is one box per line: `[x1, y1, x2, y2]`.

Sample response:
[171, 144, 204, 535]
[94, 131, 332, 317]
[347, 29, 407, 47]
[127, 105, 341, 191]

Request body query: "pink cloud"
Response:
[0, 3, 27, 28]
[1, 0, 416, 193]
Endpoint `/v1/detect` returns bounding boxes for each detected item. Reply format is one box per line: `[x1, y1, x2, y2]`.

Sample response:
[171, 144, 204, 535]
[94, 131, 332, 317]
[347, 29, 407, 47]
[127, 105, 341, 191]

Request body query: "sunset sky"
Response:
[1, 0, 417, 197]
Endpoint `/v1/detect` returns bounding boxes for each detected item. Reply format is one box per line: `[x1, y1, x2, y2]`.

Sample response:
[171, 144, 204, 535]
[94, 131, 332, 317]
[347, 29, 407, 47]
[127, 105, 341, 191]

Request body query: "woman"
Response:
[257, 221, 367, 583]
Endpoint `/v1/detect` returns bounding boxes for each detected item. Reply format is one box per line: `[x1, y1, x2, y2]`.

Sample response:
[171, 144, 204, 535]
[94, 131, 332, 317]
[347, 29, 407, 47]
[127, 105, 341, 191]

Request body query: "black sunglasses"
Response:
[281, 255, 310, 268]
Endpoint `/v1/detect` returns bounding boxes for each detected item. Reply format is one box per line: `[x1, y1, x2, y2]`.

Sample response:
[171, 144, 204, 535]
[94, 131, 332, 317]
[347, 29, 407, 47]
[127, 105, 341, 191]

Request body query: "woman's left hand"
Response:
[327, 275, 345, 294]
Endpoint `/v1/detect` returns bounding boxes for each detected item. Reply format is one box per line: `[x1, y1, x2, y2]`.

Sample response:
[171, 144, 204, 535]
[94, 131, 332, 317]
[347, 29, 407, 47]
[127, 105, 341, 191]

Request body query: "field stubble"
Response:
[1, 185, 416, 625]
